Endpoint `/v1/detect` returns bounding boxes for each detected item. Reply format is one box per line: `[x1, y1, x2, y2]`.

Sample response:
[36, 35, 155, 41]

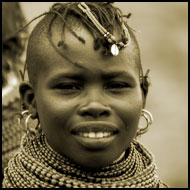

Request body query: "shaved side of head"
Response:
[25, 3, 142, 91]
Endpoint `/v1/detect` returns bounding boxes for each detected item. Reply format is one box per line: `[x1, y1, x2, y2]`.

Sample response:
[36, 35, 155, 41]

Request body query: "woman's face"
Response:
[25, 25, 144, 169]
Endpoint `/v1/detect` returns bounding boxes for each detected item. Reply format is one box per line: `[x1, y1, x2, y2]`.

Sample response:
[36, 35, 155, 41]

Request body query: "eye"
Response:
[106, 82, 130, 89]
[106, 82, 131, 94]
[55, 83, 83, 93]
[57, 84, 79, 89]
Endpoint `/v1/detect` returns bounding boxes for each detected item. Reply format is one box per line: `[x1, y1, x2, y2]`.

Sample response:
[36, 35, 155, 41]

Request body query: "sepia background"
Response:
[8, 2, 189, 188]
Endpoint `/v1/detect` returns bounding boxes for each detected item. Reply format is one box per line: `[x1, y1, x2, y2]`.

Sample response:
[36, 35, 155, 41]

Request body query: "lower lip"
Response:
[72, 134, 117, 150]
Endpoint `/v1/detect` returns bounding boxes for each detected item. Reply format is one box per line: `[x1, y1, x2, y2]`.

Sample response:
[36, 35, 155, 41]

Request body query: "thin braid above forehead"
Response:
[27, 2, 140, 64]
[46, 2, 143, 75]
[48, 2, 128, 49]
[26, 2, 149, 96]
[27, 4, 130, 62]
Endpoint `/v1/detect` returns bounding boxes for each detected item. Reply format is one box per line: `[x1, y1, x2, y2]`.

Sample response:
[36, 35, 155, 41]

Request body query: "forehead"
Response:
[30, 16, 139, 79]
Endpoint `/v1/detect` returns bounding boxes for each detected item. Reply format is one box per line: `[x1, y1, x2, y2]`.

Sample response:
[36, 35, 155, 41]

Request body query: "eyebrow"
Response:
[48, 71, 136, 84]
[48, 73, 85, 82]
[101, 71, 136, 80]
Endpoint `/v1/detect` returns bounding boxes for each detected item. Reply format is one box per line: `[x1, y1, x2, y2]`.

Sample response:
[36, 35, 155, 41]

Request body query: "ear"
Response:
[19, 82, 38, 119]
[141, 83, 148, 109]
[141, 90, 147, 109]
[141, 70, 151, 108]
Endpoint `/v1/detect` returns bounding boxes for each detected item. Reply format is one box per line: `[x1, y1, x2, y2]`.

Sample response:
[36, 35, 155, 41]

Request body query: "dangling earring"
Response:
[25, 114, 41, 139]
[136, 109, 153, 137]
[17, 110, 29, 130]
[18, 110, 41, 139]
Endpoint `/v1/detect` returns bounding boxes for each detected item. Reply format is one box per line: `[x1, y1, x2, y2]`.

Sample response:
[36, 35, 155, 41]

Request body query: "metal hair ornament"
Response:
[78, 2, 131, 56]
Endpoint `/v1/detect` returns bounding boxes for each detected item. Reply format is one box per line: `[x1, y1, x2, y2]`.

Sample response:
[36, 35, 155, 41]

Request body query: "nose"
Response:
[78, 101, 111, 118]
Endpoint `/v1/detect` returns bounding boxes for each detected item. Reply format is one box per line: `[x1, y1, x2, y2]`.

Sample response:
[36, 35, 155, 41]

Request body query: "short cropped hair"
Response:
[25, 2, 146, 93]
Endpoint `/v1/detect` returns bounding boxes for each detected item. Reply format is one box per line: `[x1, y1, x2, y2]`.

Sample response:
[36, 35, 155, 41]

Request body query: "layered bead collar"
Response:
[3, 133, 167, 188]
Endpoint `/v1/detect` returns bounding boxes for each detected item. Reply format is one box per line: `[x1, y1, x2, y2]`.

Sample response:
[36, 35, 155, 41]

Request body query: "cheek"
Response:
[112, 92, 143, 137]
[35, 91, 77, 134]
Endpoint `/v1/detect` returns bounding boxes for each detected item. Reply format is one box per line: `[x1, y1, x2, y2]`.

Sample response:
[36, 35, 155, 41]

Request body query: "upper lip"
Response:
[71, 121, 119, 134]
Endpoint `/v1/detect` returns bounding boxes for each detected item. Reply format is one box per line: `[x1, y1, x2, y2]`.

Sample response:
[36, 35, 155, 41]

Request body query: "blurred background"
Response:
[3, 2, 188, 187]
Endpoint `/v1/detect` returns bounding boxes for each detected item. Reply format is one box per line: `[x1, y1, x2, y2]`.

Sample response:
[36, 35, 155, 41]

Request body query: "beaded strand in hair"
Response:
[14, 2, 150, 95]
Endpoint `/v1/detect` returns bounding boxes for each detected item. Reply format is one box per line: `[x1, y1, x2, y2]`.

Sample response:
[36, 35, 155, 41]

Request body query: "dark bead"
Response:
[122, 37, 128, 43]
[57, 41, 64, 47]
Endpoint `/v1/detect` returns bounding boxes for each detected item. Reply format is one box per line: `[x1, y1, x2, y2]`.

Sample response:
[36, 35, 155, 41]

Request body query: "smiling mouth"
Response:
[71, 121, 119, 149]
[72, 130, 118, 138]
[71, 121, 119, 139]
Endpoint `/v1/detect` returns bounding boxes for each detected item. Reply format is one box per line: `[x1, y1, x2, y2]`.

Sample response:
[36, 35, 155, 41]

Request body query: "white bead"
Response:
[111, 44, 119, 56]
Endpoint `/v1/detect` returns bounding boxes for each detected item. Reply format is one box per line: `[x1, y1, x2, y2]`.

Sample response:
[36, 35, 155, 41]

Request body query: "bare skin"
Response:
[20, 19, 145, 169]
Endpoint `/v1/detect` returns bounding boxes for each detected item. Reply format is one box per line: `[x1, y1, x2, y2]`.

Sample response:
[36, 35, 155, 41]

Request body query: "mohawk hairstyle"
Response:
[21, 2, 149, 97]
[48, 2, 133, 55]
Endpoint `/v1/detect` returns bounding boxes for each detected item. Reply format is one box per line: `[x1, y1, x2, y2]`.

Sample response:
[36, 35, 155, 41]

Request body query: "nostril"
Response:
[81, 111, 94, 117]
[80, 110, 110, 118]
[78, 103, 111, 118]
[100, 111, 110, 117]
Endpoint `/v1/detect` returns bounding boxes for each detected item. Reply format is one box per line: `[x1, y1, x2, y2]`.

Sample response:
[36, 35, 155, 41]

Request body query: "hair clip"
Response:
[78, 2, 131, 56]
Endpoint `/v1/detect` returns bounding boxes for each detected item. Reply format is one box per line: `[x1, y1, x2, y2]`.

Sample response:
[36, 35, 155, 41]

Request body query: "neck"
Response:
[44, 135, 126, 168]
[3, 132, 167, 188]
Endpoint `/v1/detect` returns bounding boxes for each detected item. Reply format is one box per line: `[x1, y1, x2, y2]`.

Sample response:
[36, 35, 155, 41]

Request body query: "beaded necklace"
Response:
[3, 133, 168, 188]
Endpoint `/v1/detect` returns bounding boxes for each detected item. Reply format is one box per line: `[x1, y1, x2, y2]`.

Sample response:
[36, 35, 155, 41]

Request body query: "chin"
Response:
[71, 151, 120, 170]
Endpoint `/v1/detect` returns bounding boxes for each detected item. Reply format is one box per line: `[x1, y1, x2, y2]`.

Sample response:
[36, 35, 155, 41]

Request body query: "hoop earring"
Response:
[25, 114, 41, 138]
[18, 110, 41, 138]
[17, 110, 29, 129]
[136, 109, 153, 137]
[25, 114, 41, 139]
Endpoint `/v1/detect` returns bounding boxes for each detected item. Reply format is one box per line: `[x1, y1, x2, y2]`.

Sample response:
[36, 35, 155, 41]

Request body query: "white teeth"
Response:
[89, 132, 96, 138]
[83, 132, 88, 137]
[103, 132, 110, 137]
[78, 132, 112, 138]
[96, 132, 104, 138]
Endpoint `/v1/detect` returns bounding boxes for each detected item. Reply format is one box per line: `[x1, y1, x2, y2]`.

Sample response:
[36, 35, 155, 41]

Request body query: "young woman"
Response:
[3, 2, 168, 188]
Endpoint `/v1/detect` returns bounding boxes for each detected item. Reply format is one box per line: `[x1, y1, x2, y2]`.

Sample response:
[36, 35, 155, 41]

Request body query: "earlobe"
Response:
[19, 82, 38, 118]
